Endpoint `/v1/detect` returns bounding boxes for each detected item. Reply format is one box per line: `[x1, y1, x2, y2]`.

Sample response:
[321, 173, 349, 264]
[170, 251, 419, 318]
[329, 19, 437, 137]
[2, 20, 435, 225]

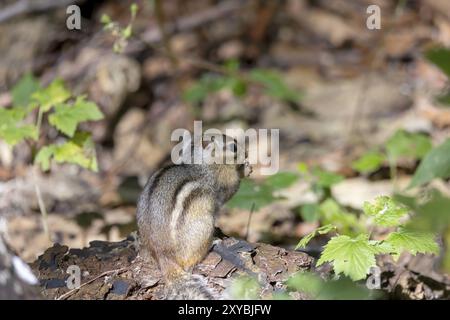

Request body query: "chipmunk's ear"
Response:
[202, 133, 223, 163]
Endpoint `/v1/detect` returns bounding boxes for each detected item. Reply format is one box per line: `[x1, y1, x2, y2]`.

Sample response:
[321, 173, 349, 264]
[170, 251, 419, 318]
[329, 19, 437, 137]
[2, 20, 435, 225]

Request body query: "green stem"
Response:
[32, 165, 51, 242]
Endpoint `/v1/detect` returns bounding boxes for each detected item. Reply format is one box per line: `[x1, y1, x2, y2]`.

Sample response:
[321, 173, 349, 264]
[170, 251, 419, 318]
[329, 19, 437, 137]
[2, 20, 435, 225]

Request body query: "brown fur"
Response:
[136, 134, 248, 300]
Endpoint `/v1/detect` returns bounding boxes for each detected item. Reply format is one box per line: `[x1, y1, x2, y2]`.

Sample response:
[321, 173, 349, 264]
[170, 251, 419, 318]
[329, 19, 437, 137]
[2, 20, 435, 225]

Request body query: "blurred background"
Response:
[0, 0, 449, 299]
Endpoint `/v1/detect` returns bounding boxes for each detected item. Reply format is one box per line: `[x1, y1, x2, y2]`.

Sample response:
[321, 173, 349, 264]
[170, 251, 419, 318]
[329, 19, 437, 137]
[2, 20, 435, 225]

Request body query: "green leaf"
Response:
[227, 179, 279, 211]
[425, 47, 450, 78]
[228, 276, 260, 300]
[296, 224, 335, 249]
[265, 171, 298, 190]
[35, 145, 56, 171]
[363, 196, 408, 227]
[370, 240, 395, 254]
[0, 108, 37, 145]
[249, 69, 300, 103]
[287, 272, 376, 300]
[55, 132, 99, 171]
[100, 14, 112, 24]
[297, 162, 309, 174]
[386, 228, 439, 258]
[299, 203, 320, 222]
[386, 130, 432, 161]
[409, 138, 450, 188]
[0, 125, 37, 146]
[11, 73, 40, 107]
[32, 79, 71, 112]
[229, 78, 247, 97]
[183, 75, 228, 104]
[183, 82, 209, 104]
[313, 167, 344, 188]
[130, 3, 138, 19]
[224, 59, 240, 72]
[122, 25, 132, 39]
[319, 198, 362, 234]
[400, 190, 450, 233]
[317, 234, 377, 281]
[49, 96, 104, 137]
[0, 107, 26, 124]
[35, 132, 99, 172]
[352, 151, 385, 174]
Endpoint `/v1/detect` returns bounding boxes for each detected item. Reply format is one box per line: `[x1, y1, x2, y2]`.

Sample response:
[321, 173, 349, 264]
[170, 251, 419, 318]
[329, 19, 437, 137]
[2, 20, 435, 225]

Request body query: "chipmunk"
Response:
[136, 133, 252, 299]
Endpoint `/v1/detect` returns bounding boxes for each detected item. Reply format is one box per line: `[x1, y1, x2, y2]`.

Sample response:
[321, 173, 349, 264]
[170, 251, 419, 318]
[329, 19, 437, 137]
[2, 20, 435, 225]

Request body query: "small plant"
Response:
[0, 74, 104, 238]
[1, 75, 103, 170]
[227, 171, 298, 211]
[351, 129, 432, 180]
[101, 3, 139, 53]
[297, 195, 439, 281]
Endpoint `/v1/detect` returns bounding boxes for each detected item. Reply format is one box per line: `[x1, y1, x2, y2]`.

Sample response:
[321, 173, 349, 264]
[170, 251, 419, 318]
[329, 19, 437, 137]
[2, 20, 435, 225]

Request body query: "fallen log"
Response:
[29, 234, 313, 300]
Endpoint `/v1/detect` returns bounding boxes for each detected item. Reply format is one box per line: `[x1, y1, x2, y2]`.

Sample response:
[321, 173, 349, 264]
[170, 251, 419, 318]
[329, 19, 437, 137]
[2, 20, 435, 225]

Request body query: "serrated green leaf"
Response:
[32, 79, 71, 112]
[296, 224, 335, 249]
[0, 107, 26, 125]
[425, 47, 450, 78]
[35, 133, 99, 172]
[0, 107, 37, 145]
[363, 196, 408, 227]
[0, 125, 37, 146]
[369, 240, 395, 254]
[352, 151, 385, 174]
[11, 73, 40, 107]
[386, 130, 432, 161]
[49, 96, 103, 137]
[409, 138, 450, 188]
[55, 132, 98, 171]
[265, 171, 298, 190]
[317, 234, 377, 281]
[386, 228, 439, 258]
[249, 69, 300, 103]
[227, 178, 279, 211]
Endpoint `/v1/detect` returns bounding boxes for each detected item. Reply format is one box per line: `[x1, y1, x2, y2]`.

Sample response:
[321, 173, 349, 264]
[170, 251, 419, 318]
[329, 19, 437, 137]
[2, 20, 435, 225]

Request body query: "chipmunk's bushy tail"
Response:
[165, 273, 218, 300]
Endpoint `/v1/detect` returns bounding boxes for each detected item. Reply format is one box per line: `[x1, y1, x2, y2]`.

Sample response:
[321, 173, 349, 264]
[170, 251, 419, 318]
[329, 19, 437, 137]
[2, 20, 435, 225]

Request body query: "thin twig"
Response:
[140, 0, 247, 44]
[245, 203, 256, 241]
[32, 165, 50, 242]
[153, 0, 178, 69]
[57, 267, 127, 300]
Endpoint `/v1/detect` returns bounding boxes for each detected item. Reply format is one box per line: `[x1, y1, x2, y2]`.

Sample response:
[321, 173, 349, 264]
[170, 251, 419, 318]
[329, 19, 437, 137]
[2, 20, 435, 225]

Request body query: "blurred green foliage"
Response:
[286, 272, 378, 300]
[0, 74, 103, 172]
[425, 47, 450, 105]
[183, 60, 301, 105]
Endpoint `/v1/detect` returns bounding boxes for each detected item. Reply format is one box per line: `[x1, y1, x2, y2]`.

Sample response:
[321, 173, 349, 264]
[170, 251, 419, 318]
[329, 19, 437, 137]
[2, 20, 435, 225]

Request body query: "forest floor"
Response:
[0, 0, 449, 299]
